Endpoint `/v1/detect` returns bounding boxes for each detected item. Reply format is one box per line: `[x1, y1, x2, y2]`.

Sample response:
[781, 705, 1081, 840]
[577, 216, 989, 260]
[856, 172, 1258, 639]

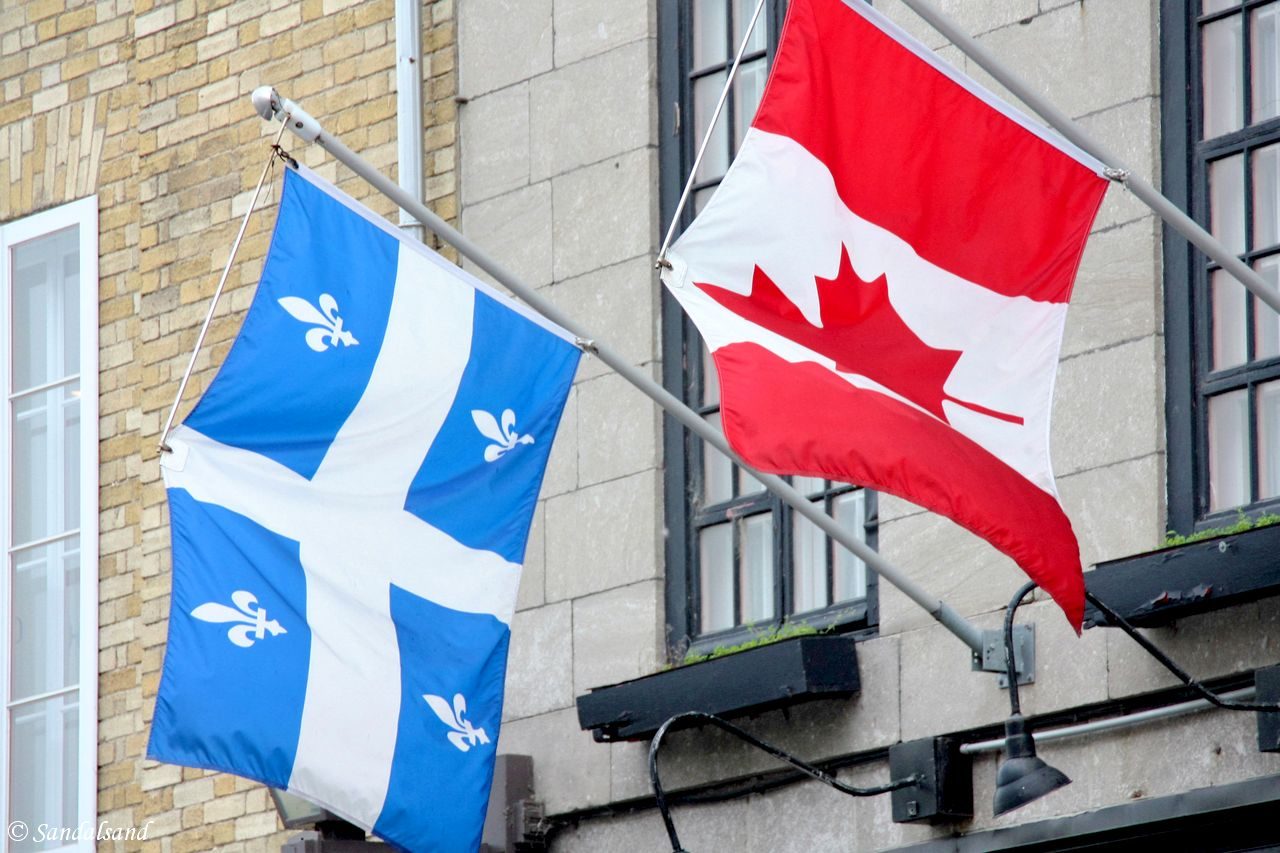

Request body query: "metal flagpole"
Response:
[896, 0, 1280, 316]
[248, 86, 987, 655]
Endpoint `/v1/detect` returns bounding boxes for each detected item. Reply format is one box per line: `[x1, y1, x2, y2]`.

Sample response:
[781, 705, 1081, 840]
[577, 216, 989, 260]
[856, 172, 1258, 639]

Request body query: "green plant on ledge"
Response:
[1163, 510, 1280, 548]
[681, 621, 832, 666]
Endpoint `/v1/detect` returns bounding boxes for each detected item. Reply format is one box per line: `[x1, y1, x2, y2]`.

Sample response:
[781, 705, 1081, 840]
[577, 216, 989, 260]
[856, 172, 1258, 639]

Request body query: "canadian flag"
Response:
[660, 0, 1109, 629]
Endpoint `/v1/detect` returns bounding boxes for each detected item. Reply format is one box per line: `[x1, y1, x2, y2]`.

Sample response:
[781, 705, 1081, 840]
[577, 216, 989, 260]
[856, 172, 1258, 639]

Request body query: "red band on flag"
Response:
[715, 342, 1085, 630]
[752, 0, 1107, 303]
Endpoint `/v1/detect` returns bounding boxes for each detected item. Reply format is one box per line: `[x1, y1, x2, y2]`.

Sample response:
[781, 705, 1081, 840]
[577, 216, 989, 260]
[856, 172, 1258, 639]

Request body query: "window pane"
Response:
[833, 491, 868, 602]
[734, 0, 766, 54]
[13, 383, 80, 545]
[703, 412, 734, 505]
[1256, 256, 1280, 359]
[1260, 380, 1280, 498]
[1212, 268, 1249, 369]
[10, 693, 79, 853]
[701, 345, 720, 407]
[1204, 0, 1238, 13]
[1255, 4, 1280, 122]
[792, 506, 828, 613]
[12, 226, 78, 393]
[11, 538, 80, 701]
[694, 71, 731, 182]
[694, 185, 719, 213]
[1203, 14, 1245, 138]
[739, 513, 774, 622]
[693, 0, 728, 68]
[1209, 389, 1251, 510]
[1210, 153, 1245, 254]
[793, 476, 825, 496]
[699, 522, 734, 632]
[1254, 143, 1280, 249]
[737, 466, 766, 496]
[733, 58, 768, 147]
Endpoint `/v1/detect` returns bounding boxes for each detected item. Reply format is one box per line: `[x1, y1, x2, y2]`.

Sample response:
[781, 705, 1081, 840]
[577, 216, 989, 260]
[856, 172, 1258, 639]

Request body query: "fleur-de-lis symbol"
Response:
[472, 408, 534, 462]
[424, 693, 490, 752]
[191, 590, 287, 649]
[278, 293, 359, 352]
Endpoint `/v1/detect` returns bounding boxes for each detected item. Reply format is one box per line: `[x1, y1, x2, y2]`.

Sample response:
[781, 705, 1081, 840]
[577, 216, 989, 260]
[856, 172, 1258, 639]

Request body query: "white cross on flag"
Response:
[660, 0, 1109, 629]
[150, 165, 579, 850]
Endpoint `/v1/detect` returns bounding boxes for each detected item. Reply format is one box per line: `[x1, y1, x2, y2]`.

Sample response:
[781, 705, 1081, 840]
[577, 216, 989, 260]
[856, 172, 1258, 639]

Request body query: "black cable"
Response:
[1004, 580, 1038, 715]
[648, 711, 918, 853]
[1084, 588, 1279, 712]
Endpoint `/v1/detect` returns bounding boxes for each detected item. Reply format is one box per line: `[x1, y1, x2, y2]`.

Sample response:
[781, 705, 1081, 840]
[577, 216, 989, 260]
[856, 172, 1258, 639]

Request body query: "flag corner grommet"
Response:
[160, 438, 190, 472]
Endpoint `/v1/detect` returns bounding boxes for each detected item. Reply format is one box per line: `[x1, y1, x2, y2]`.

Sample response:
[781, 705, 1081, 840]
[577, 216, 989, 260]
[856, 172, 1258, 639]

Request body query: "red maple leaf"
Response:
[695, 245, 1023, 426]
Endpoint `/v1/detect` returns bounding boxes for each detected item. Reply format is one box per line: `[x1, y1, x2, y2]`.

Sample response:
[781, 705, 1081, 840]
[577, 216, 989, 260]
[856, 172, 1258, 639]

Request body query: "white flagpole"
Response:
[895, 0, 1280, 316]
[248, 86, 987, 655]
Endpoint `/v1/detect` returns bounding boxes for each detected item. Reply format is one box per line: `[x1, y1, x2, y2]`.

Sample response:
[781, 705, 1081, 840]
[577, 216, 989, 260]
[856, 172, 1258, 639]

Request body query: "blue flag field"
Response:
[150, 165, 580, 851]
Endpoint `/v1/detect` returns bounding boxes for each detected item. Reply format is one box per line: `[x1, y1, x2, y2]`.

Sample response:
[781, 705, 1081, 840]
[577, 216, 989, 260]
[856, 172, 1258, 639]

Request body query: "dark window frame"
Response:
[1164, 0, 1280, 533]
[658, 0, 879, 660]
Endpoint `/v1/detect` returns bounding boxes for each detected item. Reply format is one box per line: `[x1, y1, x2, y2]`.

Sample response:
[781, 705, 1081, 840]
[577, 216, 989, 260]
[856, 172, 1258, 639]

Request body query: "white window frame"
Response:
[0, 196, 98, 853]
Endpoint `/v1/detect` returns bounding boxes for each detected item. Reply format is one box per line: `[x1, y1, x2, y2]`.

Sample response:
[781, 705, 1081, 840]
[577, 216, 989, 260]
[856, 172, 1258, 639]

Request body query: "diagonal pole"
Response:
[894, 0, 1280, 315]
[248, 86, 986, 655]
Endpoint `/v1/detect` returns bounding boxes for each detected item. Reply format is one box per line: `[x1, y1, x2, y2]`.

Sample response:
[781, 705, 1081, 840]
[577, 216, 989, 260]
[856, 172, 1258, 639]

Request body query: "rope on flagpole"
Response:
[157, 118, 293, 454]
[655, 0, 767, 267]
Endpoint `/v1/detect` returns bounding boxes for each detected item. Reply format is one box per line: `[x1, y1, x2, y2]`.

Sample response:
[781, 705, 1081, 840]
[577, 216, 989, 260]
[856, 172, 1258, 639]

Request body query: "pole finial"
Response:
[252, 86, 280, 121]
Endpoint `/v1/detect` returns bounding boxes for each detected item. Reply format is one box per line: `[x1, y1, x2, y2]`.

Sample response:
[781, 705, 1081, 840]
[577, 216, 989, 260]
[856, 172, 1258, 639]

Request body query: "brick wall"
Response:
[1, 0, 457, 849]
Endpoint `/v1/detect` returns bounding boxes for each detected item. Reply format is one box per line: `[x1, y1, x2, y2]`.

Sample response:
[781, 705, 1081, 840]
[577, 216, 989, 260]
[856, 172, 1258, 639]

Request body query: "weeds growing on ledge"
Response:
[680, 621, 832, 666]
[1163, 510, 1280, 548]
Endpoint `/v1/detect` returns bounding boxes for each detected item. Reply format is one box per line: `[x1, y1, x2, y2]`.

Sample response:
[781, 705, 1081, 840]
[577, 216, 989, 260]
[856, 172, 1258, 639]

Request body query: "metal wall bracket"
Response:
[481, 754, 549, 852]
[971, 623, 1035, 687]
[889, 736, 973, 824]
[1257, 664, 1280, 753]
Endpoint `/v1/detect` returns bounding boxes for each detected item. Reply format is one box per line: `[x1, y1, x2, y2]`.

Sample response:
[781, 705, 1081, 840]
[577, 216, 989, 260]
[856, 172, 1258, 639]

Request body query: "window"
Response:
[1165, 0, 1280, 531]
[1, 198, 98, 852]
[659, 0, 877, 657]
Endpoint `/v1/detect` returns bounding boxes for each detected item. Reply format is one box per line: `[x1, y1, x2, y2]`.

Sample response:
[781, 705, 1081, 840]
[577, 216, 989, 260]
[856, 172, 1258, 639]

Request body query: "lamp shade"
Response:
[269, 788, 332, 828]
[993, 714, 1071, 816]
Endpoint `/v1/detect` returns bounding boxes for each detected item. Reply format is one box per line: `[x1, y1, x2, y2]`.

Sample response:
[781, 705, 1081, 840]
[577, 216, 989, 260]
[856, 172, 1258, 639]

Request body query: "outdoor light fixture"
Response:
[269, 789, 368, 845]
[269, 789, 331, 829]
[992, 582, 1071, 817]
[992, 712, 1071, 816]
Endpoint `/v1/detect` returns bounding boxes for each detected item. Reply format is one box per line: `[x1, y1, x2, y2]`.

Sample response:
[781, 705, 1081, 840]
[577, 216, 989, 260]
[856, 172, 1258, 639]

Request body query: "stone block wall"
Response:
[453, 1, 1280, 850]
[456, 0, 665, 816]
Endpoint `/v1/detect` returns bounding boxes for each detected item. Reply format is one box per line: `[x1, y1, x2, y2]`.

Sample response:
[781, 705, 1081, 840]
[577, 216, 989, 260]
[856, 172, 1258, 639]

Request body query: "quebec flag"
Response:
[149, 164, 580, 852]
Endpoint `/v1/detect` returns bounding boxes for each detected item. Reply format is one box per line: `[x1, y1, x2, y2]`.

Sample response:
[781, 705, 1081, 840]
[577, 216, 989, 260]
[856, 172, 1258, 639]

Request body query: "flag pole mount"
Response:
[248, 86, 988, 657]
